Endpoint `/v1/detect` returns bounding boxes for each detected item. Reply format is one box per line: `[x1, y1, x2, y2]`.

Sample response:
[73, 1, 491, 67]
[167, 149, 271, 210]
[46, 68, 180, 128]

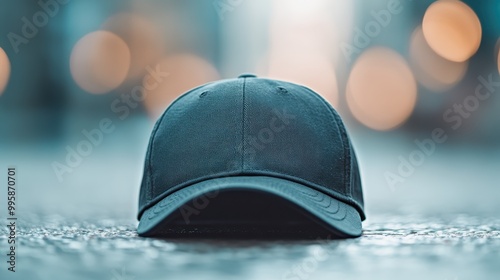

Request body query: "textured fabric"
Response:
[137, 75, 365, 238]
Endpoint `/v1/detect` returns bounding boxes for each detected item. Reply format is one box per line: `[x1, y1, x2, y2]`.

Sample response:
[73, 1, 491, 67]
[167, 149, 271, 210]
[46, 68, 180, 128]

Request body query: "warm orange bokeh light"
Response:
[266, 52, 339, 107]
[103, 13, 165, 79]
[0, 48, 10, 95]
[70, 31, 131, 94]
[347, 47, 417, 131]
[410, 26, 467, 92]
[422, 0, 481, 62]
[144, 54, 219, 119]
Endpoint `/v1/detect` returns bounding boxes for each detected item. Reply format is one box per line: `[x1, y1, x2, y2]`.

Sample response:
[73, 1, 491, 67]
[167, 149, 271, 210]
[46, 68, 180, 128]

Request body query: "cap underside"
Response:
[138, 176, 362, 238]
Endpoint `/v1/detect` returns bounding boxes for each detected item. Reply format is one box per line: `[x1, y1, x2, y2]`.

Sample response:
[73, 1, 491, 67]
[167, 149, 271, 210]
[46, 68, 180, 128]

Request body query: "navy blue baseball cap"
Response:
[137, 74, 365, 238]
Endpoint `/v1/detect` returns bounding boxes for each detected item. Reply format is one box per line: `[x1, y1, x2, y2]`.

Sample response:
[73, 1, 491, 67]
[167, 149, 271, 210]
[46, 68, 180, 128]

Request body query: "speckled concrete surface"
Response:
[1, 131, 499, 280]
[1, 213, 498, 280]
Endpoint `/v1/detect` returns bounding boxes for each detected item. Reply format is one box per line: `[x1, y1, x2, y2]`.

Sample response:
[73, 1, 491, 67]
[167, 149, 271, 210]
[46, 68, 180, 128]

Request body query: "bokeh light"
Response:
[144, 54, 219, 119]
[265, 0, 342, 107]
[70, 31, 131, 94]
[346, 47, 417, 131]
[0, 47, 10, 95]
[266, 52, 339, 107]
[422, 0, 481, 62]
[410, 26, 467, 92]
[103, 13, 165, 79]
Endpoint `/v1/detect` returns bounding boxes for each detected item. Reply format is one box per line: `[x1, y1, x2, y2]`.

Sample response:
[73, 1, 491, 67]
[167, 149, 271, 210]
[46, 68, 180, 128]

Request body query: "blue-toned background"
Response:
[0, 1, 499, 279]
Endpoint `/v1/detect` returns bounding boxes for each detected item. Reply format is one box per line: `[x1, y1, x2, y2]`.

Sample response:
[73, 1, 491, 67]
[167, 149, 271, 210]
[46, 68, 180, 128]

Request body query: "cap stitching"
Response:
[146, 116, 165, 203]
[327, 109, 351, 199]
[332, 112, 352, 198]
[137, 170, 365, 221]
[145, 83, 214, 207]
[244, 167, 361, 214]
[139, 79, 364, 221]
[299, 86, 351, 198]
[241, 77, 247, 171]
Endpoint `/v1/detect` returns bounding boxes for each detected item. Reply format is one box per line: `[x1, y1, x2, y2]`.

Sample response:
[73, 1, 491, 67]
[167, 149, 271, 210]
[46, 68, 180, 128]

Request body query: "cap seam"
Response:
[241, 77, 247, 171]
[299, 86, 351, 198]
[332, 112, 352, 198]
[139, 78, 365, 222]
[146, 116, 165, 203]
[146, 83, 214, 206]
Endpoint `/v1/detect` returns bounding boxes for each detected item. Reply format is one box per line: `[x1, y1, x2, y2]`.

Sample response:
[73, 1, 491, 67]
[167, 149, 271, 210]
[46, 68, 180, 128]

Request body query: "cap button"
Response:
[238, 73, 257, 78]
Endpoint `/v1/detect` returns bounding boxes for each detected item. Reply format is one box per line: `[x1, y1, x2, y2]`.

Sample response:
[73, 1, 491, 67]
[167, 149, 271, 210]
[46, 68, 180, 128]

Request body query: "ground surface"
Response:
[1, 213, 499, 280]
[1, 124, 500, 280]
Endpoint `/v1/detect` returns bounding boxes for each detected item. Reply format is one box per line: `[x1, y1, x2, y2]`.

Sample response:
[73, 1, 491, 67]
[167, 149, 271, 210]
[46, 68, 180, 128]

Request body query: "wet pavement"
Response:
[1, 213, 499, 280]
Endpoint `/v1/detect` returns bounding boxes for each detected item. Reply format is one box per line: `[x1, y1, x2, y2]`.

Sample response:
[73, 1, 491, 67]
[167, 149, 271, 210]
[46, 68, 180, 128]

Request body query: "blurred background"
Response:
[0, 0, 499, 220]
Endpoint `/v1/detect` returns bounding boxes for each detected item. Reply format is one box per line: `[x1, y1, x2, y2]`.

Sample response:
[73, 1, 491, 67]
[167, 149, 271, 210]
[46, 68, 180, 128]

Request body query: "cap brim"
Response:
[138, 176, 362, 238]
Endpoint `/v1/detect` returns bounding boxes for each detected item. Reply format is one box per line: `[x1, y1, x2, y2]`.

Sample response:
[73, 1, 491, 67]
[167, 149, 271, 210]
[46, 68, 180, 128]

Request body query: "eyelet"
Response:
[277, 86, 288, 93]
